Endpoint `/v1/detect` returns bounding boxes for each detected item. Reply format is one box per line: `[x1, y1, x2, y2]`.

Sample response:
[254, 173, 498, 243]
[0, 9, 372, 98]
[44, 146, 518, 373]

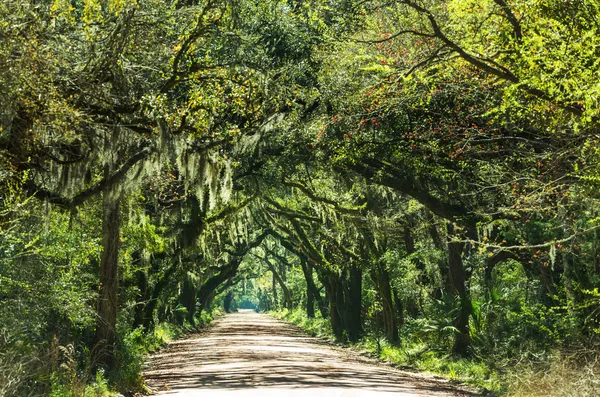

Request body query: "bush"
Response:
[113, 310, 221, 394]
[272, 308, 333, 339]
[0, 330, 37, 397]
[113, 323, 181, 393]
[273, 308, 501, 393]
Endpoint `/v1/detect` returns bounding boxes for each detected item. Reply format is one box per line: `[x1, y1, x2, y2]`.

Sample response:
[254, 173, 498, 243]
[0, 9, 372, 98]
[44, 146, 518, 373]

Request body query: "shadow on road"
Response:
[144, 311, 471, 396]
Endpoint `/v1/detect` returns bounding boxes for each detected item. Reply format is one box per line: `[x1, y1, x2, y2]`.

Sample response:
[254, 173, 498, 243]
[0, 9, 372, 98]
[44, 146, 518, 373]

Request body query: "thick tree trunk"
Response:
[375, 266, 399, 345]
[447, 225, 471, 356]
[300, 259, 327, 317]
[345, 264, 362, 342]
[326, 275, 344, 339]
[197, 257, 242, 314]
[94, 193, 121, 370]
[224, 290, 234, 313]
[393, 288, 405, 328]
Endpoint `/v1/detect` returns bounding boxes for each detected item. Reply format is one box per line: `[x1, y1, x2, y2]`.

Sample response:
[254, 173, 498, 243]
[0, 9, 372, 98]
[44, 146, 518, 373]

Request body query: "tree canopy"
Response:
[1, 0, 600, 396]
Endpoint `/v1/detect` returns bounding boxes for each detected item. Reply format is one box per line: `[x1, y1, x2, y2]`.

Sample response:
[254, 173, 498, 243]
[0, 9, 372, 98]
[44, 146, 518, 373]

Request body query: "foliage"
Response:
[278, 305, 500, 392]
[2, 0, 600, 395]
[273, 308, 334, 340]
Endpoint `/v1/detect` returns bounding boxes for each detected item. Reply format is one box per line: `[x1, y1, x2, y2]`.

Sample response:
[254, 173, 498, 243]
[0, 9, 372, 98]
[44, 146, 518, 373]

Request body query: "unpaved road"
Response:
[144, 310, 474, 396]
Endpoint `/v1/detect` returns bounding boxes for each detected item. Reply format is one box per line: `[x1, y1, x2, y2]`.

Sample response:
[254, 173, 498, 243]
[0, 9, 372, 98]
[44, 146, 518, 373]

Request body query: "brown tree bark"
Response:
[94, 192, 121, 370]
[393, 288, 405, 328]
[299, 259, 328, 318]
[265, 258, 292, 309]
[326, 275, 344, 339]
[345, 264, 363, 342]
[374, 266, 399, 345]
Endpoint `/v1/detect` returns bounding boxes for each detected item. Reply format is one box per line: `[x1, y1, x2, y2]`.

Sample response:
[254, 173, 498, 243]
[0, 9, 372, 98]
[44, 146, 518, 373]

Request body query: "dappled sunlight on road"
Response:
[144, 311, 472, 396]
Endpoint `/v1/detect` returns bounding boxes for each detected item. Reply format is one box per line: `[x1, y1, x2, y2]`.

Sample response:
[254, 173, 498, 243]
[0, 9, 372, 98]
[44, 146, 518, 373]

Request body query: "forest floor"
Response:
[143, 310, 476, 396]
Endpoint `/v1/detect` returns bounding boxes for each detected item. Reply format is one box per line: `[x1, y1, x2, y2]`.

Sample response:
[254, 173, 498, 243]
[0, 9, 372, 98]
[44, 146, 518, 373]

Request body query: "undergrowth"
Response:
[0, 309, 221, 397]
[505, 350, 600, 397]
[272, 308, 600, 396]
[273, 308, 499, 393]
[45, 322, 186, 397]
[270, 308, 334, 340]
[114, 309, 221, 394]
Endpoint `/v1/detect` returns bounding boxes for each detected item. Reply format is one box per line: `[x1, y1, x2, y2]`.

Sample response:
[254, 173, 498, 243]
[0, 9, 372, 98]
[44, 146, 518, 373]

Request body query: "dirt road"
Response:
[144, 310, 473, 396]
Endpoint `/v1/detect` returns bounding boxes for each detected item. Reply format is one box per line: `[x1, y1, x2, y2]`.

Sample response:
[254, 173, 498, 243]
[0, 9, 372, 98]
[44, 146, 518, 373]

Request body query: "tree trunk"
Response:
[300, 259, 328, 317]
[197, 257, 242, 314]
[94, 193, 121, 370]
[375, 266, 399, 345]
[393, 288, 404, 328]
[179, 275, 197, 325]
[266, 259, 292, 309]
[447, 224, 471, 356]
[429, 223, 451, 300]
[345, 264, 362, 342]
[203, 291, 216, 310]
[224, 290, 234, 313]
[334, 274, 348, 332]
[143, 258, 178, 331]
[326, 275, 344, 339]
[538, 260, 556, 305]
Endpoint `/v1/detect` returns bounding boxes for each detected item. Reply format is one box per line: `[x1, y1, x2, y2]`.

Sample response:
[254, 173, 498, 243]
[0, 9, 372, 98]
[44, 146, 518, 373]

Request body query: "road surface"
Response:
[144, 310, 473, 396]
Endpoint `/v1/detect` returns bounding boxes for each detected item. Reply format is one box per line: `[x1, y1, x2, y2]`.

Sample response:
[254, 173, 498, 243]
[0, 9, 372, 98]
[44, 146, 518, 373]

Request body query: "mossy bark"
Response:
[94, 193, 121, 370]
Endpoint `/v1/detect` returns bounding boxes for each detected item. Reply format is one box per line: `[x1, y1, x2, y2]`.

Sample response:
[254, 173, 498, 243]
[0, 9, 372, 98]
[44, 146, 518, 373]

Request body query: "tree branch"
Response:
[492, 0, 522, 42]
[282, 180, 366, 215]
[27, 145, 154, 208]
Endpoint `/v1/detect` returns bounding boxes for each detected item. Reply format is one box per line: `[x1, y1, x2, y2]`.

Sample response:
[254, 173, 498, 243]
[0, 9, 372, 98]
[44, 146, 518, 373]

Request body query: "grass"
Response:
[505, 350, 600, 397]
[273, 308, 501, 394]
[357, 336, 501, 390]
[116, 308, 224, 394]
[273, 308, 600, 396]
[271, 308, 334, 340]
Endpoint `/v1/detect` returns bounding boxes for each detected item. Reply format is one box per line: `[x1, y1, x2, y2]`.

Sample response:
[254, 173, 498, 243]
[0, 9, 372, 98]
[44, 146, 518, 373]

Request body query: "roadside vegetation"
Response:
[2, 0, 600, 396]
[274, 307, 600, 396]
